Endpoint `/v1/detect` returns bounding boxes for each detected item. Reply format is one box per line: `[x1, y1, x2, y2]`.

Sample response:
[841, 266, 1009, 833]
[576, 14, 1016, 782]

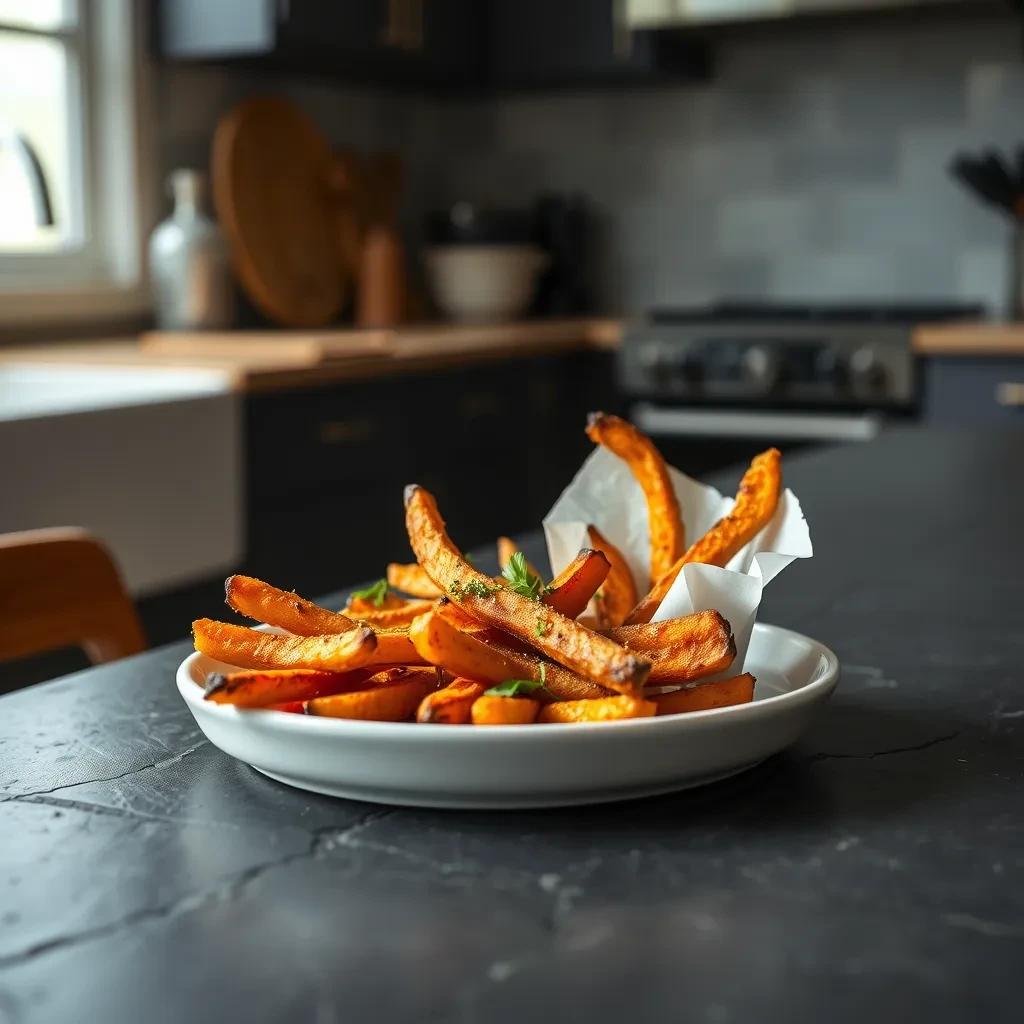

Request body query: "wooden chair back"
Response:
[0, 528, 145, 666]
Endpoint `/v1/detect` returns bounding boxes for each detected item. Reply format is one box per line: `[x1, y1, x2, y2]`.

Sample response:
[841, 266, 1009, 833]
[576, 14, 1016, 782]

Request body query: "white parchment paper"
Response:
[542, 447, 813, 670]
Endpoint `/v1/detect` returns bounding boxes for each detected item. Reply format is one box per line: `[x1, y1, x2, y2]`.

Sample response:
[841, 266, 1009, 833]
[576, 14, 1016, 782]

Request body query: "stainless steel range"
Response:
[616, 302, 980, 471]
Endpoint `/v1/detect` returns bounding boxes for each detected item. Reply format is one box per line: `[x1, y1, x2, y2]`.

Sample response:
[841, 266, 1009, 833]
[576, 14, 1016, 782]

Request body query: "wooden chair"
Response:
[0, 528, 145, 666]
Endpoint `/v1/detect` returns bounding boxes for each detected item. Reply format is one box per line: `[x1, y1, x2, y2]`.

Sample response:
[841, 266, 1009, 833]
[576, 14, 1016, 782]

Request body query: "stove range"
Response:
[619, 301, 982, 411]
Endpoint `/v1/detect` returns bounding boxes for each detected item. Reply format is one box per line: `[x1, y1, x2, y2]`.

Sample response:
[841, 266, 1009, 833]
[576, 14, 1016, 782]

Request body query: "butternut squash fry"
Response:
[306, 667, 440, 721]
[603, 610, 735, 684]
[224, 575, 356, 636]
[405, 485, 648, 694]
[471, 695, 540, 725]
[192, 619, 376, 672]
[538, 695, 656, 724]
[653, 673, 755, 715]
[344, 598, 435, 628]
[585, 412, 684, 584]
[204, 668, 372, 707]
[416, 678, 485, 724]
[408, 607, 610, 701]
[627, 448, 782, 624]
[386, 562, 443, 599]
[544, 548, 610, 620]
[585, 525, 638, 628]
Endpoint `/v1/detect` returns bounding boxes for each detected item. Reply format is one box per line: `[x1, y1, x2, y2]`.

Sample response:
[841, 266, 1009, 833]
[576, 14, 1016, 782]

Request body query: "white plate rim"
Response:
[176, 621, 840, 740]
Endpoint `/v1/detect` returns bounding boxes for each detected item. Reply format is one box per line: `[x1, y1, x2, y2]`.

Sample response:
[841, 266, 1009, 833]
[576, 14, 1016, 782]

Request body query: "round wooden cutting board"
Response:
[212, 96, 348, 327]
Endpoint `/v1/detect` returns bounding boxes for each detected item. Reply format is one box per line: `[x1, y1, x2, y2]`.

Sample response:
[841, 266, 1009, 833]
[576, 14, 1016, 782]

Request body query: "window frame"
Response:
[0, 0, 153, 331]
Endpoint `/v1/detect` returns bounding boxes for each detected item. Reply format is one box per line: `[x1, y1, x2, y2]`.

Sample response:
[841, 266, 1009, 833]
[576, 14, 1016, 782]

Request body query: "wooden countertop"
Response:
[913, 323, 1024, 356]
[0, 319, 623, 393]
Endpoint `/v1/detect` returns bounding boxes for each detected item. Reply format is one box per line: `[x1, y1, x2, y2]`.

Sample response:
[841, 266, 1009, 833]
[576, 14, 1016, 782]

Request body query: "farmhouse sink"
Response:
[0, 363, 242, 595]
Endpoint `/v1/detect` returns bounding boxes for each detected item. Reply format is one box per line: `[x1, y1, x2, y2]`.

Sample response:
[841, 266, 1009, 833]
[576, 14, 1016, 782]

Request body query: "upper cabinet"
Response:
[157, 0, 708, 91]
[488, 0, 709, 89]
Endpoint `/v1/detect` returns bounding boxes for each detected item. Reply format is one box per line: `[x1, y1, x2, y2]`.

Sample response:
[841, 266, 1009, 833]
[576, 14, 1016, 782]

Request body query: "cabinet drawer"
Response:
[246, 384, 415, 498]
[924, 357, 1024, 425]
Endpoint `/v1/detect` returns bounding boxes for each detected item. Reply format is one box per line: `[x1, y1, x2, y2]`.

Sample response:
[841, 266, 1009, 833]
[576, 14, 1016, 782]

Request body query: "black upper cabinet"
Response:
[157, 0, 707, 91]
[487, 0, 709, 89]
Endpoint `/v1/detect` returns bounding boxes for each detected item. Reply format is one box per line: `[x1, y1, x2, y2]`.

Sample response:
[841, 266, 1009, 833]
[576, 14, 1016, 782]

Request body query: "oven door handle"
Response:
[630, 403, 882, 442]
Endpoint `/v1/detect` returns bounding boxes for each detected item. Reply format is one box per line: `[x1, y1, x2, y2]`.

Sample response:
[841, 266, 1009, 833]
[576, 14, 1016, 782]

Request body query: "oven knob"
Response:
[741, 344, 780, 391]
[850, 345, 886, 392]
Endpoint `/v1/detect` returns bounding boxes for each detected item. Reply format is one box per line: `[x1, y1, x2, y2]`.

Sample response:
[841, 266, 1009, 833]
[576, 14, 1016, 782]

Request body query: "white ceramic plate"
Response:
[177, 622, 839, 809]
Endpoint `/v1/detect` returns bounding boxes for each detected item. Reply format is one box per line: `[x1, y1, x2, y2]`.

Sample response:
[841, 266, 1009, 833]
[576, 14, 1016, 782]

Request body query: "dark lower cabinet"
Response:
[923, 356, 1024, 424]
[243, 350, 618, 598]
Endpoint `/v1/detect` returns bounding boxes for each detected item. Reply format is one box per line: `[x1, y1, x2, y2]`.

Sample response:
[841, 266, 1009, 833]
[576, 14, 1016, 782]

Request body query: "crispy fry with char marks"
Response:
[204, 668, 372, 707]
[386, 562, 443, 599]
[585, 412, 684, 585]
[409, 607, 610, 702]
[345, 598, 435, 628]
[653, 673, 755, 715]
[585, 526, 638, 628]
[471, 695, 540, 725]
[416, 678, 485, 723]
[225, 575, 356, 636]
[538, 695, 657, 723]
[604, 610, 735, 684]
[497, 537, 541, 579]
[192, 619, 376, 672]
[405, 485, 648, 694]
[627, 448, 782, 625]
[306, 667, 440, 720]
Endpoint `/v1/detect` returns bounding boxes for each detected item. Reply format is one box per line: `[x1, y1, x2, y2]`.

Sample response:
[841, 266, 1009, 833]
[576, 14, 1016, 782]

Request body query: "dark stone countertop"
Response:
[1, 427, 1022, 1024]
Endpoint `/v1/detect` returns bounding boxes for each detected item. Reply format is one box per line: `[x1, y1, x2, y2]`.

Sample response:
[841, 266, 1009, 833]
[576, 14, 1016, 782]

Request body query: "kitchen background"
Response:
[3, 0, 1023, 692]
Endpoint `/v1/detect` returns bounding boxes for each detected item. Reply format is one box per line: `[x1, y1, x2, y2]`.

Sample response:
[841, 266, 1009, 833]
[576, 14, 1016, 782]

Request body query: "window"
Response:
[0, 0, 149, 328]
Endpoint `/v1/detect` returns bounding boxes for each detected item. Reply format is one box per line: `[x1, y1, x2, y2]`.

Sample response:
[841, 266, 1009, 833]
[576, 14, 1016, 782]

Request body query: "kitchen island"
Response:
[1, 427, 1022, 1023]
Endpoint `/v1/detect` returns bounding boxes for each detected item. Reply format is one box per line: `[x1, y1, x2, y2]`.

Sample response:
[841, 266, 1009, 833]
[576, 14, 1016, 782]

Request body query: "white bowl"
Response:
[176, 622, 839, 809]
[424, 244, 548, 323]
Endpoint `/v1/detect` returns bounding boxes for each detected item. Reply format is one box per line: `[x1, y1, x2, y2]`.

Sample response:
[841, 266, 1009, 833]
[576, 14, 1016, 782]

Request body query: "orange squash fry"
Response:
[603, 610, 735, 684]
[345, 599, 435, 628]
[496, 537, 541, 579]
[224, 575, 356, 636]
[371, 627, 427, 665]
[409, 607, 610, 701]
[416, 678, 485, 723]
[653, 673, 755, 715]
[538, 695, 657, 724]
[386, 562, 444, 599]
[585, 412, 684, 584]
[405, 485, 648, 694]
[192, 619, 376, 672]
[585, 525, 638, 628]
[306, 667, 440, 721]
[543, 548, 611, 620]
[628, 448, 782, 625]
[204, 668, 372, 707]
[471, 695, 540, 725]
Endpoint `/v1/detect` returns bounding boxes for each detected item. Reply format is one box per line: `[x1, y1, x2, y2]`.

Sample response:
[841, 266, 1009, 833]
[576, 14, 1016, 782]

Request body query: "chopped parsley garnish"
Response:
[486, 665, 548, 698]
[449, 580, 463, 597]
[501, 551, 547, 602]
[463, 579, 500, 598]
[350, 578, 388, 608]
[535, 617, 549, 637]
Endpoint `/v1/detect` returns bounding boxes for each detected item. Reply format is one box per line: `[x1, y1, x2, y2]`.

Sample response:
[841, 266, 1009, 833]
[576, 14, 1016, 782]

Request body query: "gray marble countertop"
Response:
[1, 428, 1022, 1023]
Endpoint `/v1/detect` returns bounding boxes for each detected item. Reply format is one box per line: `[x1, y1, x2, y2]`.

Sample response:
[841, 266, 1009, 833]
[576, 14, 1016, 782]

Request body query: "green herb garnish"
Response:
[501, 551, 546, 602]
[535, 617, 549, 638]
[350, 578, 388, 608]
[463, 579, 500, 598]
[449, 580, 463, 597]
[485, 663, 548, 698]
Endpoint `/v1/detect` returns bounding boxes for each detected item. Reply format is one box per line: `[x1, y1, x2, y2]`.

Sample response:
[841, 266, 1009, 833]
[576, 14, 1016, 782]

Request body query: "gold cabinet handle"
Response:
[319, 418, 375, 444]
[996, 382, 1024, 408]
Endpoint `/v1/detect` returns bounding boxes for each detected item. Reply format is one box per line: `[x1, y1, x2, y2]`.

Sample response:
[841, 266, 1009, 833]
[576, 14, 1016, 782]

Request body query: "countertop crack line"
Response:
[0, 740, 209, 804]
[808, 731, 960, 762]
[0, 809, 392, 972]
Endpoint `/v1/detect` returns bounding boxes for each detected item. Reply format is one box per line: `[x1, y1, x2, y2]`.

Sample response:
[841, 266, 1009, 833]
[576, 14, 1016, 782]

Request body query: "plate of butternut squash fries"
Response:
[178, 414, 837, 807]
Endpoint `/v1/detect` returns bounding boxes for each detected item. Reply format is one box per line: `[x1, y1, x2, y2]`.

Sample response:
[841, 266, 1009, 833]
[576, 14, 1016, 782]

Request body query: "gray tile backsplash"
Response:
[159, 7, 1024, 317]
